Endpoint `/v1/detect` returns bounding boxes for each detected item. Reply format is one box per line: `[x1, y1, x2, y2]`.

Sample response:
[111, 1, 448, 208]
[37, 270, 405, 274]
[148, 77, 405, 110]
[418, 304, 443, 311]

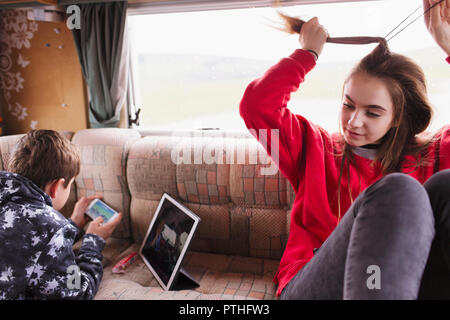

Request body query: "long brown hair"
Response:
[277, 12, 385, 45]
[277, 13, 435, 221]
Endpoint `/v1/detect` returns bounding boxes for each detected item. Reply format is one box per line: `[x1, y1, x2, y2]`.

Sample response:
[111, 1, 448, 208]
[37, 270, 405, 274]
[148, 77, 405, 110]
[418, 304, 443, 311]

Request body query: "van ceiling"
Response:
[126, 0, 378, 15]
[0, 0, 377, 10]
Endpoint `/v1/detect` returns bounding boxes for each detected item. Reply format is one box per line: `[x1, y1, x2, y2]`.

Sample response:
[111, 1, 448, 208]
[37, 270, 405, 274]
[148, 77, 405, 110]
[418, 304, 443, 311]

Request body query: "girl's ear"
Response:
[391, 116, 401, 128]
[393, 121, 401, 128]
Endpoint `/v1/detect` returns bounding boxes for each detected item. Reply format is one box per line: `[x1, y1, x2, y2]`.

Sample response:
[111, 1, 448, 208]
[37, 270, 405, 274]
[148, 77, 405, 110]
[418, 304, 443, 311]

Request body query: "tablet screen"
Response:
[140, 196, 197, 288]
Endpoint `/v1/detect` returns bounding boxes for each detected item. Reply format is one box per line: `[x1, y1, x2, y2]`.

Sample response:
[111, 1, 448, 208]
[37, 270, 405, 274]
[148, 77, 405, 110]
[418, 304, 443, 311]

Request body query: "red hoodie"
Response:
[239, 49, 450, 296]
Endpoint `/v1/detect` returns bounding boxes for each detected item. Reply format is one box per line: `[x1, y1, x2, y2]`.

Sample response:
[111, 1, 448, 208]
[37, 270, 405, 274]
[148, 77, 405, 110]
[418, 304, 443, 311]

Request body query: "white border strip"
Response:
[127, 0, 381, 15]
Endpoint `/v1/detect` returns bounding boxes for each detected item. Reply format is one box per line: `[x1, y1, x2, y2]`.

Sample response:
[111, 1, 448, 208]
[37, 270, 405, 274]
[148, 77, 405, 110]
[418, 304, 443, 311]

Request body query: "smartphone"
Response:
[85, 199, 119, 224]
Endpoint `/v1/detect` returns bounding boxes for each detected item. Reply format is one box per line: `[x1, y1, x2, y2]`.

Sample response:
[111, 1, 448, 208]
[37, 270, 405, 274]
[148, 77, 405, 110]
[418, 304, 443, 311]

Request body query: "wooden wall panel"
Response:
[0, 8, 88, 135]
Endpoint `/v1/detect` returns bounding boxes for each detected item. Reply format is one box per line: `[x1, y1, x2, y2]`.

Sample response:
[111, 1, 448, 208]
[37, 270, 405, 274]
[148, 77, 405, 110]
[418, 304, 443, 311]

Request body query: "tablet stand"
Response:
[170, 267, 200, 291]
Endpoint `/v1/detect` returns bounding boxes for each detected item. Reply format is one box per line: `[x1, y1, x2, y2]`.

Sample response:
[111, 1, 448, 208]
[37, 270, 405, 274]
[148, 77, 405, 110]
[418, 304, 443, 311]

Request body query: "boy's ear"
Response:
[45, 178, 65, 199]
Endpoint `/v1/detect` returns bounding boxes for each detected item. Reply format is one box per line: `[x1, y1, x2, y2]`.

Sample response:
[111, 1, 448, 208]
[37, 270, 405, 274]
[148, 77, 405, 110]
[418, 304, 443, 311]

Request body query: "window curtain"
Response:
[69, 1, 129, 128]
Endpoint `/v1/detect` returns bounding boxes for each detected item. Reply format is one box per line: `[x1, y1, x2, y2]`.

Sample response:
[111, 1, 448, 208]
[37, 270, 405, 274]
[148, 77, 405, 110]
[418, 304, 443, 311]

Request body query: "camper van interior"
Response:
[0, 0, 449, 301]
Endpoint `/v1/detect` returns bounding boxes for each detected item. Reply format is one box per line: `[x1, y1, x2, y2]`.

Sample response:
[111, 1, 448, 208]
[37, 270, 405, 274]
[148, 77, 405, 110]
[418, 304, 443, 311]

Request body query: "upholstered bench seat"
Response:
[94, 243, 278, 300]
[0, 128, 295, 300]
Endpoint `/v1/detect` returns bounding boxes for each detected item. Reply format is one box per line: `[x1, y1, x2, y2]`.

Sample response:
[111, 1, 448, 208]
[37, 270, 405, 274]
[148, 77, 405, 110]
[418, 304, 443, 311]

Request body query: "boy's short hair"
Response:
[8, 130, 80, 190]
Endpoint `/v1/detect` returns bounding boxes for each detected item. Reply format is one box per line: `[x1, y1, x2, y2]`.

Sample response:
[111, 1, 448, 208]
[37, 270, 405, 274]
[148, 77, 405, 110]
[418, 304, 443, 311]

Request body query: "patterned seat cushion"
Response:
[127, 133, 291, 260]
[95, 244, 278, 300]
[72, 128, 141, 239]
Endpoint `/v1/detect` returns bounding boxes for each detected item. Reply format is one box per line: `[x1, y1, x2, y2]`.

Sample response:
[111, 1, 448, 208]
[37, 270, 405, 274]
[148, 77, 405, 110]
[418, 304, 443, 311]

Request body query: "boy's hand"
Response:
[70, 195, 102, 229]
[86, 212, 123, 241]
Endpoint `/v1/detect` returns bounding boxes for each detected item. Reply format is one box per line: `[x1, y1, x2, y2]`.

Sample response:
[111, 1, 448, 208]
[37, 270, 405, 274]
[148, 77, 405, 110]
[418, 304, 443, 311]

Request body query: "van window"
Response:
[128, 0, 449, 133]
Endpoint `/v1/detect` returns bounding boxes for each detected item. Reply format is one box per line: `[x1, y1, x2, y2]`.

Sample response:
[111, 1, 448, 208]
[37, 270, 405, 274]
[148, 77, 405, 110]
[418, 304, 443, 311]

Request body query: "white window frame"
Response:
[124, 0, 404, 132]
[125, 0, 380, 129]
[127, 0, 380, 15]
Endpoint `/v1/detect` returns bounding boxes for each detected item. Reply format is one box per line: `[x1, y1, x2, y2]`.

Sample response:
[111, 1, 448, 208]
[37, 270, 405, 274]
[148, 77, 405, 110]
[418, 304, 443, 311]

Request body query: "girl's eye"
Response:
[343, 103, 354, 109]
[344, 103, 380, 118]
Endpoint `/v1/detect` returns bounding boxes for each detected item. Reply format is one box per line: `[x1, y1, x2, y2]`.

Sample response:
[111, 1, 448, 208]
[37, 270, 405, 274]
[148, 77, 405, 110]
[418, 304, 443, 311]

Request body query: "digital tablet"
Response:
[139, 193, 201, 291]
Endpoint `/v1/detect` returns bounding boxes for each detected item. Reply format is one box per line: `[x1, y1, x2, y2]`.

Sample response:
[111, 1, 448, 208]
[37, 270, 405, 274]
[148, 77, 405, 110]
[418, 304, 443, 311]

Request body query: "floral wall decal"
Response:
[0, 9, 39, 123]
[17, 54, 30, 68]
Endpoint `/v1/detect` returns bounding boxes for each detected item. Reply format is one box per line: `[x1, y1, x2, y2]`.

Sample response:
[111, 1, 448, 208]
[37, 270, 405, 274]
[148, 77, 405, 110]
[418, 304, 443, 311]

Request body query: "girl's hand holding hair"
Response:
[299, 17, 329, 60]
[423, 0, 450, 55]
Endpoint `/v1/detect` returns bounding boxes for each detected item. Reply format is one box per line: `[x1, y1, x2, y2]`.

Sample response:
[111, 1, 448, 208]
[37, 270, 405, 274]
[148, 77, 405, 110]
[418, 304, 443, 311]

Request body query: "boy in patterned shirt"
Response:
[0, 130, 122, 299]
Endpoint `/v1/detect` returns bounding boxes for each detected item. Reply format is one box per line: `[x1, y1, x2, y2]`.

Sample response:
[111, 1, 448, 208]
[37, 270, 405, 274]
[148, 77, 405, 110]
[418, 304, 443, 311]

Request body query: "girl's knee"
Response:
[373, 172, 424, 195]
[424, 169, 450, 230]
[424, 169, 450, 195]
[365, 172, 433, 224]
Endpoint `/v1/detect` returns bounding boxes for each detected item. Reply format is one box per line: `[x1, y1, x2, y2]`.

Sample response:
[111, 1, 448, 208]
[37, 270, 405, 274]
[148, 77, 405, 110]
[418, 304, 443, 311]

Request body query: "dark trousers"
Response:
[280, 169, 450, 300]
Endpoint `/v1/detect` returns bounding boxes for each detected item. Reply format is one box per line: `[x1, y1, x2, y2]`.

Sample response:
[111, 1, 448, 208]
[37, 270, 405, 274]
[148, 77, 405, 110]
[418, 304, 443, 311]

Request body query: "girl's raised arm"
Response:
[239, 18, 328, 189]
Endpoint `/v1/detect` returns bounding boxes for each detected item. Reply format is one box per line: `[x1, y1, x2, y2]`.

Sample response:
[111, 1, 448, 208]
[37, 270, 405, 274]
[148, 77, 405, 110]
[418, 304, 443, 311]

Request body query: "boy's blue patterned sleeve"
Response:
[27, 224, 105, 300]
[67, 218, 85, 243]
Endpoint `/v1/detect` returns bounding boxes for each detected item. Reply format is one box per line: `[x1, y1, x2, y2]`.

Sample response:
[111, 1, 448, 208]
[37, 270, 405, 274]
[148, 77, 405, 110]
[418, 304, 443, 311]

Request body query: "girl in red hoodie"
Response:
[240, 0, 450, 299]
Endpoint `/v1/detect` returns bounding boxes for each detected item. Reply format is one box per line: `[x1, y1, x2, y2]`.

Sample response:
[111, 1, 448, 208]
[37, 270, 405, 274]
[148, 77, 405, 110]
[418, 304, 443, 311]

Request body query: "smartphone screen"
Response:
[86, 200, 117, 223]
